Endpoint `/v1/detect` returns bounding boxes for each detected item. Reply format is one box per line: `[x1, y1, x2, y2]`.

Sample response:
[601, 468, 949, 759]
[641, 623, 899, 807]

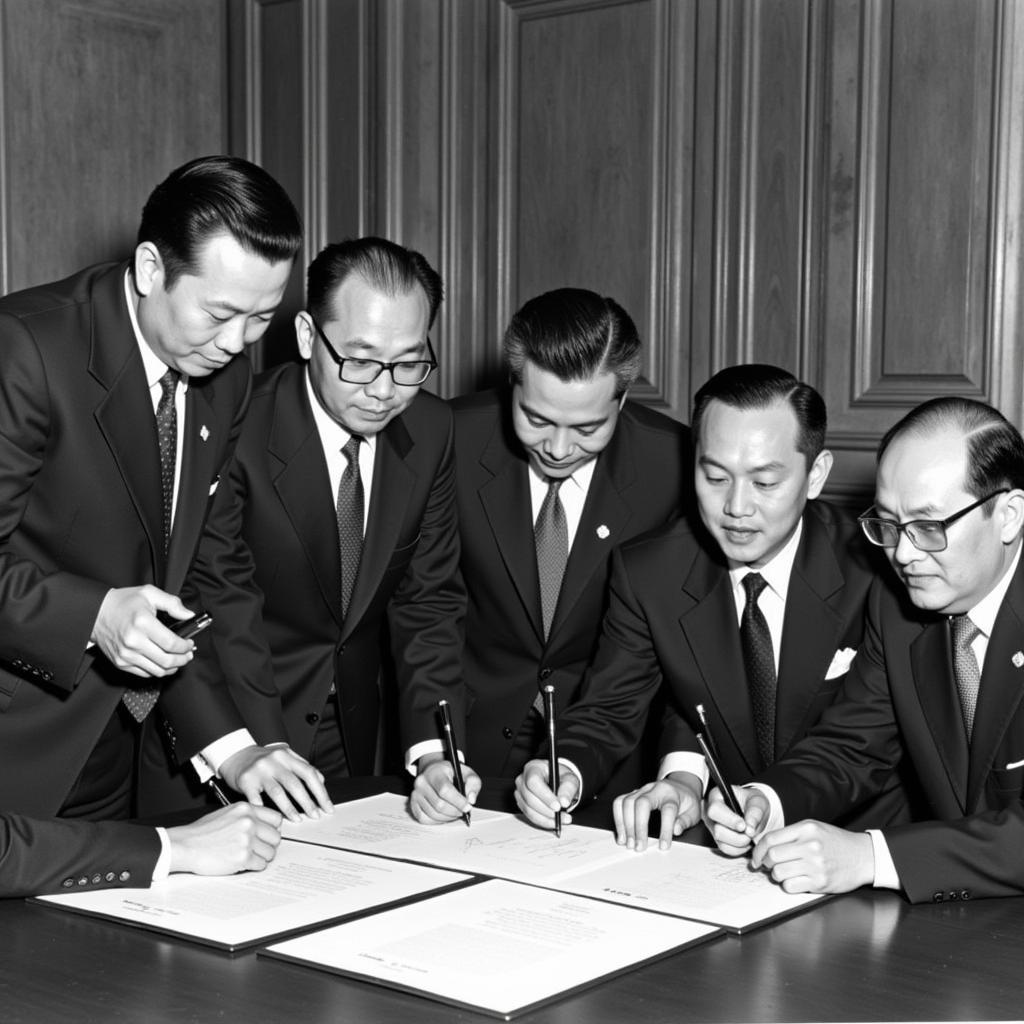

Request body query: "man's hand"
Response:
[752, 820, 874, 894]
[409, 752, 481, 824]
[514, 759, 580, 829]
[91, 586, 196, 677]
[704, 786, 769, 856]
[218, 745, 333, 823]
[612, 772, 703, 851]
[166, 803, 284, 875]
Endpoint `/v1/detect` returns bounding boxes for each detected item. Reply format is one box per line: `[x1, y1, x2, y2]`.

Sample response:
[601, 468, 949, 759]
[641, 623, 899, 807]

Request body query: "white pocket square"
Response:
[208, 479, 219, 495]
[825, 647, 857, 680]
[1005, 758, 1024, 770]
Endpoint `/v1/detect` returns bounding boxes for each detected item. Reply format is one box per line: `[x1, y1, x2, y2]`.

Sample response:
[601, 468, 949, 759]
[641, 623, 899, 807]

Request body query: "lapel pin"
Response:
[1013, 652, 1024, 668]
[596, 525, 610, 540]
[200, 425, 210, 442]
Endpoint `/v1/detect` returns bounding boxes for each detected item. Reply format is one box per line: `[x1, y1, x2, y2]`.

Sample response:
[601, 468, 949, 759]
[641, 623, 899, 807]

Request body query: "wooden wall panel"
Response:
[0, 0, 225, 292]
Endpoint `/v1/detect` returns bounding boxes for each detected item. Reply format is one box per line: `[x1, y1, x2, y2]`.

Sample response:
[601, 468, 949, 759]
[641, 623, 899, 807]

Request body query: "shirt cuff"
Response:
[192, 729, 257, 781]
[658, 751, 710, 794]
[406, 739, 449, 775]
[867, 829, 901, 889]
[152, 827, 171, 881]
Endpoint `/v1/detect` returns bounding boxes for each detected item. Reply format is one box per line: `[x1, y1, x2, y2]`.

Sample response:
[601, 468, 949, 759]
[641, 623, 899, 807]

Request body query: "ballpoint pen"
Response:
[695, 702, 743, 816]
[437, 699, 471, 826]
[543, 684, 561, 837]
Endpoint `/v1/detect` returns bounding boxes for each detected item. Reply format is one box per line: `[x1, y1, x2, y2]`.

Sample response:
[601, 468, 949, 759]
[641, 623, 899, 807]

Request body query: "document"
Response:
[284, 793, 824, 931]
[284, 793, 624, 883]
[262, 878, 721, 1020]
[34, 841, 470, 951]
[549, 842, 826, 933]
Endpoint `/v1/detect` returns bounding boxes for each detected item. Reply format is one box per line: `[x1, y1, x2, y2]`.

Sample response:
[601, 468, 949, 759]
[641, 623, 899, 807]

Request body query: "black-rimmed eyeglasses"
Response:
[857, 490, 1009, 552]
[310, 315, 437, 386]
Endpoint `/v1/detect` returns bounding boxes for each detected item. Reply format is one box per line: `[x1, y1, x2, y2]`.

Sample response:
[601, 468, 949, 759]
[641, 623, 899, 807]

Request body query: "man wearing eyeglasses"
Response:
[708, 396, 1024, 902]
[140, 236, 464, 807]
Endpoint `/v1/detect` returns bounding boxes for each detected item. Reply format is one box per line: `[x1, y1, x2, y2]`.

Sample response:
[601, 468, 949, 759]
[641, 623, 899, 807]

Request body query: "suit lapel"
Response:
[679, 544, 761, 772]
[268, 368, 342, 628]
[165, 381, 221, 591]
[478, 419, 543, 639]
[345, 414, 416, 636]
[775, 512, 845, 754]
[967, 567, 1024, 807]
[550, 436, 634, 642]
[89, 264, 163, 578]
[911, 619, 969, 810]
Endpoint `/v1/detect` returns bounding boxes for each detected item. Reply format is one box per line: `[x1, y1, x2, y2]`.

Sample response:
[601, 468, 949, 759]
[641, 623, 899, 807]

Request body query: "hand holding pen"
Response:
[695, 702, 742, 816]
[437, 699, 471, 827]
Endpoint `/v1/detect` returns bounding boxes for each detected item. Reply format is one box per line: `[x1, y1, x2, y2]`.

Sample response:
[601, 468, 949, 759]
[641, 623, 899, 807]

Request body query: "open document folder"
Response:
[262, 878, 721, 1020]
[284, 792, 826, 932]
[33, 841, 471, 951]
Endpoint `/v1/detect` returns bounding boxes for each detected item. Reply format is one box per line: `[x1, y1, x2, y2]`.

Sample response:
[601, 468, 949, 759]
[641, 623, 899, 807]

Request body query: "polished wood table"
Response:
[2, 780, 1022, 1023]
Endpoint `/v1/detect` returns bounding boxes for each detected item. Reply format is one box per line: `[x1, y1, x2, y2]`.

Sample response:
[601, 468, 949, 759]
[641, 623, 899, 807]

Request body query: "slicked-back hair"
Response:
[137, 155, 302, 288]
[306, 237, 443, 328]
[503, 288, 641, 397]
[878, 396, 1024, 501]
[692, 363, 827, 468]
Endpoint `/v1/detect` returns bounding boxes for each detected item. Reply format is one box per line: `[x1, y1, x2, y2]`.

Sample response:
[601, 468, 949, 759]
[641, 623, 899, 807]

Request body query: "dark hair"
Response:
[137, 155, 302, 288]
[306, 236, 443, 327]
[692, 364, 827, 467]
[503, 288, 641, 396]
[878, 397, 1024, 500]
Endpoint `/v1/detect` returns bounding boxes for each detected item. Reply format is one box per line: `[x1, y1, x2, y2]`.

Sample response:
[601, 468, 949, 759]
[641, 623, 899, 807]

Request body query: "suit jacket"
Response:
[0, 813, 159, 898]
[178, 361, 464, 776]
[452, 388, 692, 777]
[0, 262, 251, 817]
[557, 501, 915, 828]
[759, 554, 1024, 902]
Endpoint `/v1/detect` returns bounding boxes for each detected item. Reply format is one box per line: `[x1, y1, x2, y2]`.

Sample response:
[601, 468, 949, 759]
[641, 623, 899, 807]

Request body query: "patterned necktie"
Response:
[535, 477, 568, 640]
[156, 368, 179, 553]
[337, 435, 365, 618]
[950, 614, 982, 739]
[741, 572, 777, 768]
[122, 369, 179, 724]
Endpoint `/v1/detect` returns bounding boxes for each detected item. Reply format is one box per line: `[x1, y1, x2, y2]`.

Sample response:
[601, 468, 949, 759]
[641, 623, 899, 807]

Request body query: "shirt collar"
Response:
[526, 455, 597, 496]
[304, 366, 378, 456]
[123, 269, 189, 390]
[728, 516, 804, 602]
[962, 540, 1023, 637]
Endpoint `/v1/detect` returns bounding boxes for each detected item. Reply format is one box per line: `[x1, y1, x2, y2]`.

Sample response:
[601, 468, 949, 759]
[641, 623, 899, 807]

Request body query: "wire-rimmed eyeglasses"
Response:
[311, 315, 437, 386]
[857, 490, 1008, 552]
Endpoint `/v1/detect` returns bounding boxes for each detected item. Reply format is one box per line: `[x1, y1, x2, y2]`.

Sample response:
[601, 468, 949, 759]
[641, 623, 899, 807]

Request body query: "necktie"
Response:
[950, 614, 982, 738]
[535, 477, 568, 640]
[741, 572, 777, 768]
[156, 369, 179, 553]
[122, 369, 179, 724]
[337, 435, 365, 618]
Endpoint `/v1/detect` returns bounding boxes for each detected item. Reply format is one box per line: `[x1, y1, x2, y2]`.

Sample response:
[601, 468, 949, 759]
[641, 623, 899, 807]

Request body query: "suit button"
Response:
[62, 878, 74, 889]
[948, 890, 959, 901]
[931, 891, 944, 903]
[502, 727, 513, 739]
[119, 871, 131, 883]
[91, 874, 102, 885]
[538, 668, 552, 680]
[105, 872, 116, 882]
[77, 877, 88, 886]
[306, 712, 320, 725]
[960, 890, 971, 900]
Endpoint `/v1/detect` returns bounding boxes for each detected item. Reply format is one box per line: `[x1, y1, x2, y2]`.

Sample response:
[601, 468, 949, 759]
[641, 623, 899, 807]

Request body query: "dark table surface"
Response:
[3, 777, 1022, 1023]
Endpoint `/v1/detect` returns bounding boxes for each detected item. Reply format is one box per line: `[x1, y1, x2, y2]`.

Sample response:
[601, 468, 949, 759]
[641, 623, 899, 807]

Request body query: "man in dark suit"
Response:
[0, 803, 283, 899]
[708, 397, 1024, 903]
[149, 236, 464, 807]
[0, 155, 329, 826]
[515, 365, 913, 842]
[411, 288, 690, 823]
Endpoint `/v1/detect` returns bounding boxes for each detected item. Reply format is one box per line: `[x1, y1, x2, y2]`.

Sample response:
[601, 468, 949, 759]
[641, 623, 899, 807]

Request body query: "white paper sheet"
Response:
[262, 878, 720, 1019]
[35, 840, 469, 949]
